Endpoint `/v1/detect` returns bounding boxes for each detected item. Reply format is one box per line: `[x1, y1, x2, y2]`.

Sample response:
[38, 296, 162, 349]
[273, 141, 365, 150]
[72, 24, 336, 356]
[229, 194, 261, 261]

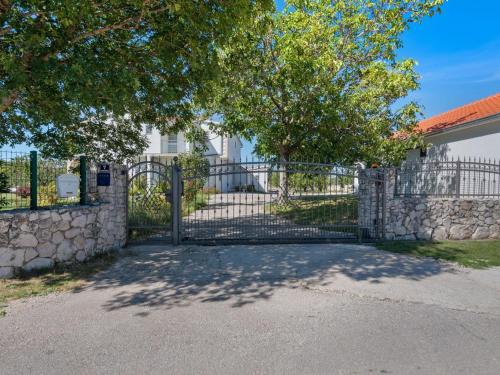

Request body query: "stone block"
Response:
[449, 225, 473, 240]
[84, 238, 96, 252]
[472, 227, 490, 240]
[23, 257, 54, 272]
[24, 248, 38, 262]
[0, 266, 14, 279]
[73, 235, 85, 250]
[29, 212, 39, 221]
[56, 240, 74, 261]
[72, 215, 87, 228]
[52, 231, 64, 244]
[0, 220, 10, 233]
[38, 242, 57, 258]
[75, 250, 86, 262]
[55, 220, 70, 232]
[36, 228, 52, 243]
[11, 233, 38, 248]
[432, 227, 447, 240]
[0, 232, 7, 246]
[65, 227, 81, 239]
[38, 218, 53, 229]
[51, 212, 62, 222]
[0, 247, 14, 265]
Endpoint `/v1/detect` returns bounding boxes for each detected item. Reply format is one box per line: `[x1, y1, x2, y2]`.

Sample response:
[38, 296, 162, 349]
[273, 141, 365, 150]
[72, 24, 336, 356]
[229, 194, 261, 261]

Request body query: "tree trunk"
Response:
[278, 147, 290, 203]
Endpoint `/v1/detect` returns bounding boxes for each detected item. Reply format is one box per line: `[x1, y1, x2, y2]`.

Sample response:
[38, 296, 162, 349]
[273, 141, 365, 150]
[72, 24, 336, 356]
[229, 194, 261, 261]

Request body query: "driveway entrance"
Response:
[2, 243, 499, 375]
[127, 160, 385, 244]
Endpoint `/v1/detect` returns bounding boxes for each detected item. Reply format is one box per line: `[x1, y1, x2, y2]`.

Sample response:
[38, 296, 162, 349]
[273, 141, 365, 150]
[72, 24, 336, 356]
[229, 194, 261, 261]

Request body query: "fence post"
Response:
[171, 162, 182, 245]
[29, 151, 37, 210]
[79, 155, 87, 205]
[455, 160, 461, 198]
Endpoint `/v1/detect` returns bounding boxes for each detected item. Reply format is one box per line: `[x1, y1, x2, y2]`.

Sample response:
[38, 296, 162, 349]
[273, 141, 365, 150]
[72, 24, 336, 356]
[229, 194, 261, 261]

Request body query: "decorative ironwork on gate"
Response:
[126, 159, 385, 244]
[179, 160, 385, 244]
[126, 160, 173, 242]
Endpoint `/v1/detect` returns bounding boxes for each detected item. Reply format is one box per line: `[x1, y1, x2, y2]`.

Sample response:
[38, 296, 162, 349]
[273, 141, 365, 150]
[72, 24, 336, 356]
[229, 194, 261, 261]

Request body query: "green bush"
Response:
[38, 181, 59, 207]
[178, 152, 210, 202]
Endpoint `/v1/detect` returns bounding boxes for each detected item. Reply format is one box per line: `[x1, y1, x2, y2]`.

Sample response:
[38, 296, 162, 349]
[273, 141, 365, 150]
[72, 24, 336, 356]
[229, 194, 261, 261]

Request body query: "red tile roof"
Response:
[418, 93, 500, 134]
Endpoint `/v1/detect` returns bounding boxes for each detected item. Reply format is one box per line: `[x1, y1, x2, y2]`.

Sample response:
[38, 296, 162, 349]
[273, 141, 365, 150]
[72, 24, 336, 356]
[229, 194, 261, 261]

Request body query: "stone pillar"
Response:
[357, 167, 395, 240]
[95, 164, 127, 250]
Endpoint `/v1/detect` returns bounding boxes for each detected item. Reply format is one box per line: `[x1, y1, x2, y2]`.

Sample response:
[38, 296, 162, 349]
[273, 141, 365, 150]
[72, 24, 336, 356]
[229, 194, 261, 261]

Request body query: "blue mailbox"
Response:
[97, 163, 111, 186]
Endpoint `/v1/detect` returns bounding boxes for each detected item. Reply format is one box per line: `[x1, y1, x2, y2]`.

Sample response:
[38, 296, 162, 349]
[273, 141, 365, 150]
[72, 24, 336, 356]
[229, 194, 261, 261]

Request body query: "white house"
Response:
[407, 93, 500, 161]
[141, 120, 243, 192]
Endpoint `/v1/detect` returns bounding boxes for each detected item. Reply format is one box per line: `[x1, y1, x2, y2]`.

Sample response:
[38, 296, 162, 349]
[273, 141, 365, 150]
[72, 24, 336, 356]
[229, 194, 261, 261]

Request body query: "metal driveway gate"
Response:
[127, 160, 174, 242]
[179, 160, 385, 244]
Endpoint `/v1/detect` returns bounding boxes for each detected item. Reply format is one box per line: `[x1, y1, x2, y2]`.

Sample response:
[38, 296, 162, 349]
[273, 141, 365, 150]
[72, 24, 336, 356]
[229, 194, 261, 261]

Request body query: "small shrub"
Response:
[178, 152, 210, 202]
[38, 181, 58, 206]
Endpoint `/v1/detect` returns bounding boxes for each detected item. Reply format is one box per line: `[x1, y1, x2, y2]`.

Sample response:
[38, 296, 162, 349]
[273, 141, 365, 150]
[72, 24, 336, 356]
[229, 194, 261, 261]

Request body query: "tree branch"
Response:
[0, 90, 18, 113]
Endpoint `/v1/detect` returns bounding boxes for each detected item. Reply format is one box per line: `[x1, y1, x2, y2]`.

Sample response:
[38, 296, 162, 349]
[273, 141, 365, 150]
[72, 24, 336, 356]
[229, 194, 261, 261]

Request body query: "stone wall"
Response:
[0, 165, 127, 278]
[385, 197, 500, 241]
[360, 167, 500, 241]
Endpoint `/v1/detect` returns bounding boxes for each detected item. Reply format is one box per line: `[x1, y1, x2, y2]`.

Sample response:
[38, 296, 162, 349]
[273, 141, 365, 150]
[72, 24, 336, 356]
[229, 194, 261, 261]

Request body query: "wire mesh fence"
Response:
[0, 150, 100, 211]
[0, 151, 31, 210]
[395, 157, 500, 198]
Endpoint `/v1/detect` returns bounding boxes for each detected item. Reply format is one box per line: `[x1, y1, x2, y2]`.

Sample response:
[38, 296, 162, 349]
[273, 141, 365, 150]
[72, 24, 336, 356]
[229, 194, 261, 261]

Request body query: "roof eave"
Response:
[424, 112, 500, 138]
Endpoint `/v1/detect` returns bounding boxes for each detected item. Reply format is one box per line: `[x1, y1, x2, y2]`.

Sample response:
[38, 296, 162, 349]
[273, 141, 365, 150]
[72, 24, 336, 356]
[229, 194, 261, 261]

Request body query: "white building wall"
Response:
[143, 126, 162, 154]
[407, 119, 500, 162]
[226, 136, 242, 162]
[142, 121, 242, 192]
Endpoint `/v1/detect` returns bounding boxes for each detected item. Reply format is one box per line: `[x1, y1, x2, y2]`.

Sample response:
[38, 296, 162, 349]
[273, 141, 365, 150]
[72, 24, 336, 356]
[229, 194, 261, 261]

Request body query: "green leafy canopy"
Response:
[208, 0, 445, 165]
[0, 1, 272, 161]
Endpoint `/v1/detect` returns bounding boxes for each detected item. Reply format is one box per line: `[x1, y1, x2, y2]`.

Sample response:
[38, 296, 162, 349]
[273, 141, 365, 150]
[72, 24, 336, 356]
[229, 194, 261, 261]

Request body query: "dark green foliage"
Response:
[0, 1, 272, 161]
[209, 0, 444, 165]
[178, 152, 210, 202]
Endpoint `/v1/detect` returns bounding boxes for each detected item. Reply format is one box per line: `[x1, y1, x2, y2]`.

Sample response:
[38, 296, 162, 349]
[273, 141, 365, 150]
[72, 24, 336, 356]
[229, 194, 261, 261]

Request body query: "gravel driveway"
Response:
[182, 192, 357, 241]
[1, 243, 499, 375]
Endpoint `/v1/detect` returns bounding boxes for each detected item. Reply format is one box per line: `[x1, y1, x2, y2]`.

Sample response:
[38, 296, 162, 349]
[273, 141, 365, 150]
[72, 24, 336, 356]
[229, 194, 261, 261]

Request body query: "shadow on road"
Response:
[86, 244, 454, 313]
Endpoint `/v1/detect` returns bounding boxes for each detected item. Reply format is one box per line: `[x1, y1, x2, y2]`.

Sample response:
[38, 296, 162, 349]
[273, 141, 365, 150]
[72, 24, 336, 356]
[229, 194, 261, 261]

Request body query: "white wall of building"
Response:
[407, 117, 500, 162]
[142, 121, 243, 192]
[143, 127, 187, 155]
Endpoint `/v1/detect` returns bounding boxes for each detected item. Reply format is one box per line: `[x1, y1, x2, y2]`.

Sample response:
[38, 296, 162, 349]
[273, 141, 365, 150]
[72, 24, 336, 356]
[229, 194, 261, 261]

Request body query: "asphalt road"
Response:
[1, 244, 499, 375]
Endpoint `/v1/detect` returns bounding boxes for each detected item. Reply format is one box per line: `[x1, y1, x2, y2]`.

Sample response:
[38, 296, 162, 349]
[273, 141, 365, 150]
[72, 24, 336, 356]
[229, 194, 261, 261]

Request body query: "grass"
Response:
[376, 240, 500, 269]
[0, 252, 117, 317]
[127, 191, 212, 240]
[0, 192, 80, 211]
[0, 193, 29, 210]
[270, 196, 358, 232]
[182, 191, 212, 216]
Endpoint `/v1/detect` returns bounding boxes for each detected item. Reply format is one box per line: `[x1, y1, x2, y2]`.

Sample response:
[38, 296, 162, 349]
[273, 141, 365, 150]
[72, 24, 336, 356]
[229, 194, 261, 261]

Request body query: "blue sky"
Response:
[240, 0, 500, 158]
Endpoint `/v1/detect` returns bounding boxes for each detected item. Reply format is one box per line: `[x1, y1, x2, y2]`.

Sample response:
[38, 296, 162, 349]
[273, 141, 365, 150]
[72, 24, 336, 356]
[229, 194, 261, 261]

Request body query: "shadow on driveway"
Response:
[85, 244, 455, 312]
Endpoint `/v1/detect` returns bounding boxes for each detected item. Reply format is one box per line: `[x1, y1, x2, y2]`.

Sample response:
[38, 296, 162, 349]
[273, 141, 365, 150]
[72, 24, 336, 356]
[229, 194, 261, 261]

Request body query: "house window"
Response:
[145, 125, 153, 135]
[167, 133, 177, 153]
[419, 147, 427, 158]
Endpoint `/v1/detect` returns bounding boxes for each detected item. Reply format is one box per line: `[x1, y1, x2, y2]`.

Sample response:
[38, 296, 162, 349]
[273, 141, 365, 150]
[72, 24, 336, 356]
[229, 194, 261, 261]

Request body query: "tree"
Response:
[208, 0, 444, 166]
[0, 1, 272, 161]
[178, 151, 210, 201]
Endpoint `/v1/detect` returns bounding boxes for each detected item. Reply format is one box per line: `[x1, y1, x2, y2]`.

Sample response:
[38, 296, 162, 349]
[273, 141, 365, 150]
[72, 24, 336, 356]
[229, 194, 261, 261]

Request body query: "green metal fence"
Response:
[0, 150, 96, 211]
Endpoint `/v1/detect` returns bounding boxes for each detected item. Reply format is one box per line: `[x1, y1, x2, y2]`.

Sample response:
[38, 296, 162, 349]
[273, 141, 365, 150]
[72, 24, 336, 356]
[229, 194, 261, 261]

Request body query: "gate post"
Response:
[172, 162, 182, 245]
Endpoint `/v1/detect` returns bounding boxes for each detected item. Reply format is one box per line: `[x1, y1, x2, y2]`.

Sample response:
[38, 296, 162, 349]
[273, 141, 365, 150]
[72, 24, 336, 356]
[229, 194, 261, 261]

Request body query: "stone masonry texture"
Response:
[359, 168, 500, 241]
[0, 165, 127, 278]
